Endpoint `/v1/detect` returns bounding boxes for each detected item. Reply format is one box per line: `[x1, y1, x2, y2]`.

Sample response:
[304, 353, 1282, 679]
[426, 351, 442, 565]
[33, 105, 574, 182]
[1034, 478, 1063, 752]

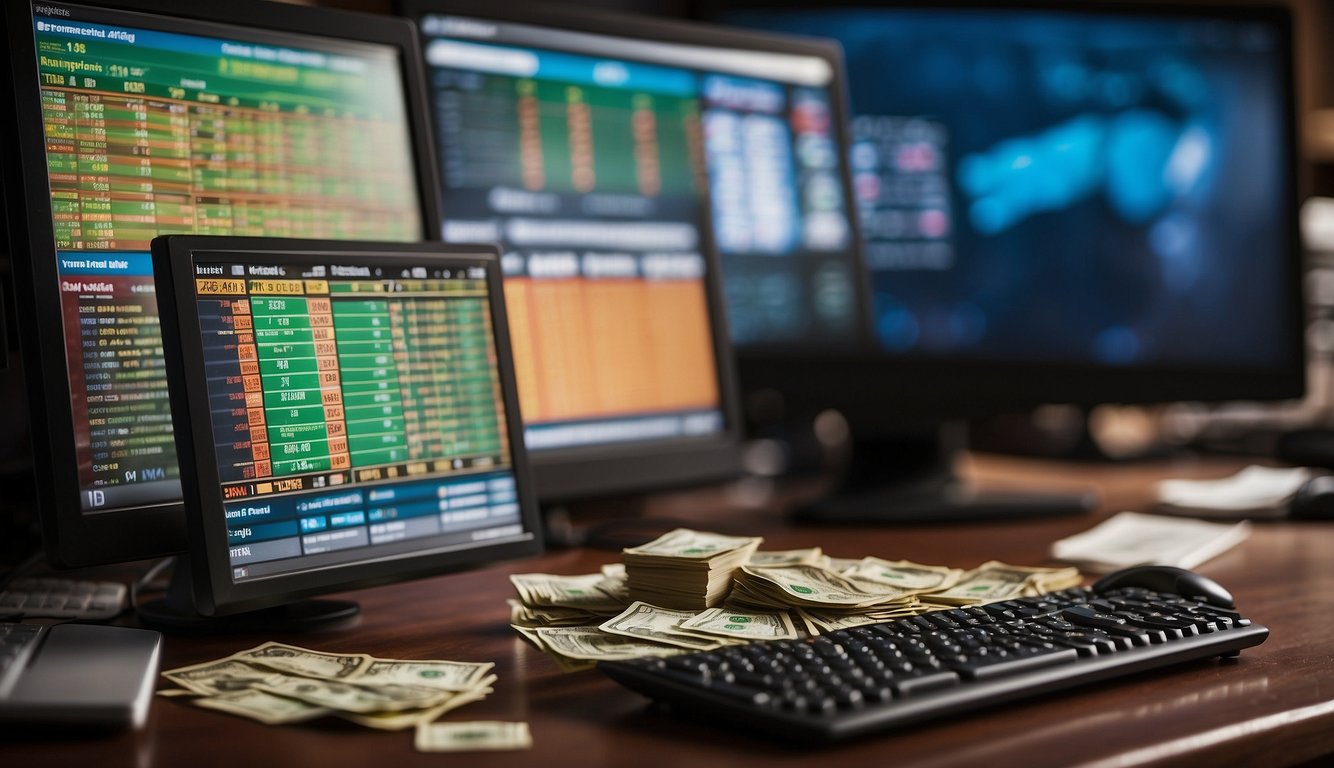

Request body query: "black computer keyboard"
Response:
[598, 582, 1268, 742]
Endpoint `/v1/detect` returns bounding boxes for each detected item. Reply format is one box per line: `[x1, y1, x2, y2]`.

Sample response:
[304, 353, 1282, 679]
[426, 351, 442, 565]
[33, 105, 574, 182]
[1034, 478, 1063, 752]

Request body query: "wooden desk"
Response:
[5, 456, 1334, 767]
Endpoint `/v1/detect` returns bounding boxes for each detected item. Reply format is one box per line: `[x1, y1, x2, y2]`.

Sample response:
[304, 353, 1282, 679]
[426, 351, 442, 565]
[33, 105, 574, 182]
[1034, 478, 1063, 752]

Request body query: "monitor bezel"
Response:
[2, 0, 446, 567]
[401, 0, 766, 503]
[153, 236, 540, 617]
[700, 0, 1307, 423]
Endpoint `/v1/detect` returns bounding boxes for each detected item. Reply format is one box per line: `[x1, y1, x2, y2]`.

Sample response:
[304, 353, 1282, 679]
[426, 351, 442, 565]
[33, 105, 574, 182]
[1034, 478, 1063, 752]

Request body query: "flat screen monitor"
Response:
[150, 236, 539, 622]
[401, 0, 810, 502]
[705, 1, 1304, 520]
[2, 0, 443, 566]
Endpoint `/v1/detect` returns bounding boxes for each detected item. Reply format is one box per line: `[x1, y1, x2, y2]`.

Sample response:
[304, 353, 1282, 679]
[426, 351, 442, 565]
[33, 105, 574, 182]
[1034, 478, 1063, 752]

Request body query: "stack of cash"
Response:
[917, 560, 1082, 608]
[621, 529, 763, 610]
[507, 529, 1085, 670]
[158, 641, 496, 730]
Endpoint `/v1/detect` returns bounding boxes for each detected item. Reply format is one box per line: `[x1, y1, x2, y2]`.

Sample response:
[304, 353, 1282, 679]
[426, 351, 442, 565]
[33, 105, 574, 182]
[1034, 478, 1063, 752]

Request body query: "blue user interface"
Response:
[726, 9, 1294, 367]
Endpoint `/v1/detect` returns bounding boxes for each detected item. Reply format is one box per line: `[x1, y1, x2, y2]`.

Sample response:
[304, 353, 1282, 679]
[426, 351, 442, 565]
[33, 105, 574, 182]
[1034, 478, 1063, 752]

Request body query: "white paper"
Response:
[1050, 511, 1251, 572]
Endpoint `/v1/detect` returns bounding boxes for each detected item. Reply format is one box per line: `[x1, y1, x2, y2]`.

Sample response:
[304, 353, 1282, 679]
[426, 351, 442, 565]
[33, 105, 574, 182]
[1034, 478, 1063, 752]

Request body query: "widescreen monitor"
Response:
[149, 237, 539, 624]
[2, 0, 443, 566]
[706, 1, 1304, 520]
[404, 0, 861, 501]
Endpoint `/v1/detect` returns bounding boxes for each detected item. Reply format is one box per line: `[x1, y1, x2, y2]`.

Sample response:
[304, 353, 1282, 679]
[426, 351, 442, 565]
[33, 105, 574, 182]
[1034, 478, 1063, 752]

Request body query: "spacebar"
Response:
[948, 647, 1080, 680]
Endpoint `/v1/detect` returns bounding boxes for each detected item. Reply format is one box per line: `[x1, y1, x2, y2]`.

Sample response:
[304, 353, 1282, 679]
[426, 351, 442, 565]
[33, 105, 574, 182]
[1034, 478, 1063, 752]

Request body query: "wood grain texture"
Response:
[5, 455, 1332, 767]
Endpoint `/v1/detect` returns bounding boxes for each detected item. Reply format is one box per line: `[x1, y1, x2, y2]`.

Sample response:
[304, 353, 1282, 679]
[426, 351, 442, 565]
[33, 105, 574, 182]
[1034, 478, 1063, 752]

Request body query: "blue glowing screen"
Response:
[725, 9, 1294, 367]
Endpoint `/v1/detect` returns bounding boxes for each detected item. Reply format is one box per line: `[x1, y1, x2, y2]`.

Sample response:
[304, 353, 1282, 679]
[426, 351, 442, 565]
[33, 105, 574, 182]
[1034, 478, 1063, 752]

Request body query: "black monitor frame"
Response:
[400, 0, 760, 504]
[701, 0, 1307, 428]
[153, 236, 540, 617]
[2, 0, 446, 567]
[693, 0, 1305, 523]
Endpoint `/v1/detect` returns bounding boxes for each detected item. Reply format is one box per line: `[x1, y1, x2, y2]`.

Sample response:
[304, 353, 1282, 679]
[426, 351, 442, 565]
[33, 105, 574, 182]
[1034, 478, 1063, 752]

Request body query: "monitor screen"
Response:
[408, 3, 769, 499]
[3, 1, 440, 565]
[708, 1, 1302, 418]
[154, 237, 539, 615]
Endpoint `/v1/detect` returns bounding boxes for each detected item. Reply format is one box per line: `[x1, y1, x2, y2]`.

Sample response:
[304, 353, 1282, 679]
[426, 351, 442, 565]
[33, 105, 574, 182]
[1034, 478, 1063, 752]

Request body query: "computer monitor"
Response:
[1, 0, 443, 566]
[147, 236, 539, 627]
[703, 1, 1305, 521]
[401, 0, 767, 503]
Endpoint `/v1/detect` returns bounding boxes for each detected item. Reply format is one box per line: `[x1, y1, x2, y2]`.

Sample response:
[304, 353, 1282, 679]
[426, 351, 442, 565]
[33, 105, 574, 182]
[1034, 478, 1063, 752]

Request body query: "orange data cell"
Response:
[237, 344, 258, 362]
[314, 340, 337, 356]
[320, 371, 340, 386]
[249, 427, 268, 446]
[240, 360, 259, 376]
[328, 437, 349, 454]
[245, 392, 264, 410]
[246, 409, 266, 428]
[242, 374, 262, 392]
[232, 300, 251, 315]
[330, 454, 351, 470]
[324, 404, 345, 421]
[309, 314, 333, 328]
[307, 298, 331, 313]
[233, 315, 253, 331]
[251, 442, 270, 462]
[255, 459, 272, 477]
[317, 356, 339, 372]
[327, 421, 346, 437]
[312, 327, 333, 341]
[504, 276, 719, 424]
[305, 281, 330, 296]
[195, 278, 247, 295]
[236, 332, 254, 345]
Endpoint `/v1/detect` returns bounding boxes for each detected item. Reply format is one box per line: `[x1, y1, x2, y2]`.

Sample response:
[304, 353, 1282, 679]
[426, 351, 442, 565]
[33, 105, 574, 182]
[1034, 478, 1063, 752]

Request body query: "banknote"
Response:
[160, 658, 286, 696]
[415, 721, 532, 752]
[191, 688, 330, 725]
[623, 529, 762, 560]
[230, 642, 371, 680]
[509, 572, 626, 611]
[337, 678, 496, 731]
[845, 558, 963, 592]
[925, 562, 1050, 605]
[253, 677, 449, 714]
[352, 659, 494, 691]
[599, 602, 730, 650]
[746, 547, 824, 567]
[677, 607, 798, 641]
[526, 626, 688, 661]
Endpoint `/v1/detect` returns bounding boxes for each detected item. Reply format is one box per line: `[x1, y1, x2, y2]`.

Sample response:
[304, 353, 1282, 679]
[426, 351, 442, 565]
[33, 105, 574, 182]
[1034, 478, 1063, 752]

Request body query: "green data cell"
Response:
[257, 357, 319, 376]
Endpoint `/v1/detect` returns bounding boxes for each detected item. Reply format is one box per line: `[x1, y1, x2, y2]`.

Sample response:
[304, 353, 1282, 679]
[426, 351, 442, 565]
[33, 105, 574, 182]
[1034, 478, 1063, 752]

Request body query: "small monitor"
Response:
[402, 0, 763, 502]
[151, 236, 539, 622]
[2, 0, 442, 566]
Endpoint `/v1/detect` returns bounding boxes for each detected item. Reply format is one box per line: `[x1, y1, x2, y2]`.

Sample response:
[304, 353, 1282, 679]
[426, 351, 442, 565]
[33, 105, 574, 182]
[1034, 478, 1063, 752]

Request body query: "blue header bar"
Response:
[57, 251, 153, 277]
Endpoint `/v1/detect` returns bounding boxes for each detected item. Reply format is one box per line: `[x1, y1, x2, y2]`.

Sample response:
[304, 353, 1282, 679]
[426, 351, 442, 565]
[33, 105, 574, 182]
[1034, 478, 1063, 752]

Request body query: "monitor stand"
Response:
[793, 424, 1097, 524]
[135, 558, 359, 633]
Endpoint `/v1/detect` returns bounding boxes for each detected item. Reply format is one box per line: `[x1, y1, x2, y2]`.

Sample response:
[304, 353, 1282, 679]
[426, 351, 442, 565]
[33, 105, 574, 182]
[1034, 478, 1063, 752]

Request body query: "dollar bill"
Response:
[192, 688, 330, 725]
[526, 626, 688, 661]
[352, 659, 494, 691]
[253, 677, 449, 714]
[845, 558, 963, 592]
[623, 528, 762, 560]
[161, 658, 286, 696]
[415, 721, 532, 752]
[924, 562, 1053, 606]
[736, 564, 898, 607]
[509, 573, 626, 611]
[746, 547, 824, 567]
[337, 677, 496, 731]
[677, 607, 798, 641]
[599, 602, 730, 650]
[230, 642, 370, 680]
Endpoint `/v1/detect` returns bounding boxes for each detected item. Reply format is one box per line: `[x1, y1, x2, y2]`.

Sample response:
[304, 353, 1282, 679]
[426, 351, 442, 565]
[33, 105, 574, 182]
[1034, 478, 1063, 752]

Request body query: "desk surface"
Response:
[6, 455, 1334, 767]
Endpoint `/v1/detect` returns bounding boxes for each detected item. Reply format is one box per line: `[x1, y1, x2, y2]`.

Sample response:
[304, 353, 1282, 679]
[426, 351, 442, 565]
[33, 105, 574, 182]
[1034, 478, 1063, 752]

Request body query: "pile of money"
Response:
[158, 641, 496, 730]
[621, 529, 762, 610]
[507, 529, 1084, 671]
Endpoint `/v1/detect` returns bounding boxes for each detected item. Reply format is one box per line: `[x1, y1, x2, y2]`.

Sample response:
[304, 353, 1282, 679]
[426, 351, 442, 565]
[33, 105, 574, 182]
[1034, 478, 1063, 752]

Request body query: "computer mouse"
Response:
[1092, 565, 1234, 608]
[1288, 474, 1334, 520]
